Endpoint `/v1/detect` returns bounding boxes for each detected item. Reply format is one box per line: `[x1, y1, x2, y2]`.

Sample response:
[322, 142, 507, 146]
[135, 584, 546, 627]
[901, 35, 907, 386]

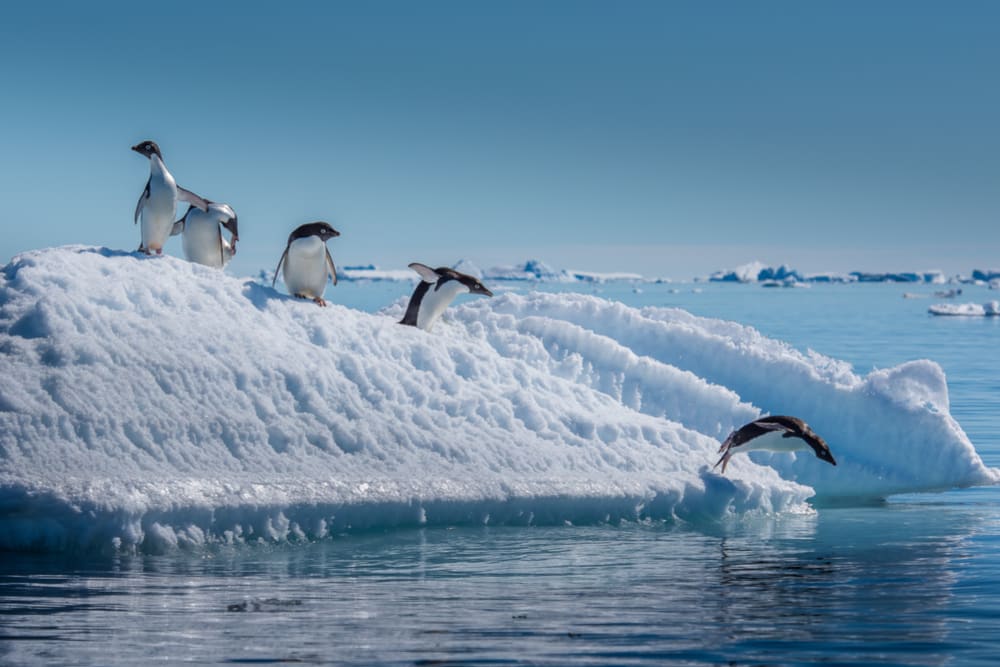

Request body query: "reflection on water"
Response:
[2, 502, 999, 666]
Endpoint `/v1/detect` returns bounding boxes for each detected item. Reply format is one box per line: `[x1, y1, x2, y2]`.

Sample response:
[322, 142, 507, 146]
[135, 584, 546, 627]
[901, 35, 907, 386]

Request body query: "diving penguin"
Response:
[713, 415, 837, 474]
[171, 202, 239, 268]
[272, 222, 340, 306]
[400, 263, 494, 330]
[132, 140, 209, 255]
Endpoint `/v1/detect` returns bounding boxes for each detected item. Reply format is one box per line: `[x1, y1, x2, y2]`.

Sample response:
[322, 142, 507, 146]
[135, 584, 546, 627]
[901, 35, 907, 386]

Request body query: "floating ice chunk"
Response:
[928, 301, 1000, 317]
[1, 246, 996, 553]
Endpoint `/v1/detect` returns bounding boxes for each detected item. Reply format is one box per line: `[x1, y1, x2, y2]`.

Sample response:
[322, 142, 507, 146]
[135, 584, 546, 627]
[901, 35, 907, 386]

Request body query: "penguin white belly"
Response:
[743, 430, 806, 453]
[182, 211, 226, 267]
[417, 280, 469, 330]
[141, 176, 177, 253]
[283, 237, 329, 298]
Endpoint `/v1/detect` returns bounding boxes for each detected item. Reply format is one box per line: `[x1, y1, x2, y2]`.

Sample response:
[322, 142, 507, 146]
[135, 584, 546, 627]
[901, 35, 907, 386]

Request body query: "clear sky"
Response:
[1, 1, 997, 279]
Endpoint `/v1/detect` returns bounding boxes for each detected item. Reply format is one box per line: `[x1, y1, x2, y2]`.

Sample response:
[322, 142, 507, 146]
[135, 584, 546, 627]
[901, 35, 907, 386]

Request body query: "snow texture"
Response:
[1, 247, 996, 553]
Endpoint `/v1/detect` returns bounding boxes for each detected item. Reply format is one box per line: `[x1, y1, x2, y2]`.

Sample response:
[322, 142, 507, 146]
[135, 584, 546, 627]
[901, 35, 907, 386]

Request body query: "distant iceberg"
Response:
[709, 261, 772, 283]
[972, 269, 1000, 282]
[339, 259, 976, 286]
[482, 259, 573, 282]
[1, 247, 996, 553]
[928, 301, 1000, 317]
[338, 265, 418, 282]
[851, 270, 946, 284]
[336, 259, 646, 284]
[710, 262, 952, 285]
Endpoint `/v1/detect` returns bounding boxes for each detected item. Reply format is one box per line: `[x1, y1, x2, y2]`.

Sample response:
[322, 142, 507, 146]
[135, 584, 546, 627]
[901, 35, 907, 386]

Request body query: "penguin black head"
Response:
[288, 221, 340, 244]
[131, 140, 162, 159]
[409, 264, 493, 297]
[808, 433, 838, 466]
[452, 271, 493, 297]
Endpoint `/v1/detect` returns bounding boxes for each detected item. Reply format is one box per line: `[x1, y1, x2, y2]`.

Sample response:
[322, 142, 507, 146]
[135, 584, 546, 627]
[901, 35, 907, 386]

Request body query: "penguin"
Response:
[272, 222, 340, 306]
[400, 263, 494, 330]
[132, 140, 209, 255]
[713, 415, 837, 474]
[171, 202, 239, 268]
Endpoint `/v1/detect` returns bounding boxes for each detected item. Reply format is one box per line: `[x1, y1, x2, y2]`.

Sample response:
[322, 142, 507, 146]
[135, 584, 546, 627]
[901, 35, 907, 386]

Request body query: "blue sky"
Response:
[1, 1, 997, 278]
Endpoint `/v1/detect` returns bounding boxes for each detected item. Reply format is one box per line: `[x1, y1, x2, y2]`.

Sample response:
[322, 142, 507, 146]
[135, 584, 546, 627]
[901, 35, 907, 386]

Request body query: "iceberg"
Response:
[337, 265, 418, 282]
[709, 261, 769, 283]
[972, 269, 1000, 282]
[334, 259, 645, 285]
[483, 259, 573, 282]
[710, 262, 954, 285]
[1, 247, 996, 553]
[569, 270, 644, 283]
[928, 301, 1000, 317]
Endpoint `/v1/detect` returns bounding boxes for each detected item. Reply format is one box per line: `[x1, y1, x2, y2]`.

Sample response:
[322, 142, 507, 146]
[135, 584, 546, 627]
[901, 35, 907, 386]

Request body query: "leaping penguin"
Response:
[714, 415, 837, 474]
[132, 140, 209, 255]
[400, 263, 493, 330]
[272, 222, 340, 306]
[171, 202, 239, 268]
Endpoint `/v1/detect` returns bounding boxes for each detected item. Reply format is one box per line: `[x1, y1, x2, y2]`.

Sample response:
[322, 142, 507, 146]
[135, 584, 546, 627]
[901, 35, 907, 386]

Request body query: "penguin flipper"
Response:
[408, 262, 441, 284]
[170, 206, 195, 237]
[326, 248, 338, 286]
[756, 421, 791, 433]
[215, 226, 226, 266]
[272, 248, 289, 288]
[134, 179, 150, 224]
[177, 186, 210, 212]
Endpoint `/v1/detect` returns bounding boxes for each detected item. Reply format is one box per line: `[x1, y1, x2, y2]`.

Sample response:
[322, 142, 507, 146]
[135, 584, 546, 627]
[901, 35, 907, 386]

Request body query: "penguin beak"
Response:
[476, 285, 494, 298]
[130, 143, 143, 154]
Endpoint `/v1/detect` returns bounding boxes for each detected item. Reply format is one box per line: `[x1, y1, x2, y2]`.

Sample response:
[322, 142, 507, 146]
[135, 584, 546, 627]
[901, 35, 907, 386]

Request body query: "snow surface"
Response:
[1, 247, 997, 553]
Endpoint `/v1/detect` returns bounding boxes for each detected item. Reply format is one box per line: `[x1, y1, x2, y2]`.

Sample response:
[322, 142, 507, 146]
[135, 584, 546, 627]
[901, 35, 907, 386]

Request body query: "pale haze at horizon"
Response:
[1, 1, 997, 280]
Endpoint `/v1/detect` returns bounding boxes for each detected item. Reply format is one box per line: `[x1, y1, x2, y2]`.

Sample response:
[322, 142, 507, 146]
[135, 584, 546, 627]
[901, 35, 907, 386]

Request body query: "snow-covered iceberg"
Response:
[928, 301, 1000, 317]
[1, 247, 996, 553]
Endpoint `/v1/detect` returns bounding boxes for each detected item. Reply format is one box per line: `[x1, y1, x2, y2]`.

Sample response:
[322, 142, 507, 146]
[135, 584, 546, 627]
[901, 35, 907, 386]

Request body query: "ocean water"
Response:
[3, 280, 999, 666]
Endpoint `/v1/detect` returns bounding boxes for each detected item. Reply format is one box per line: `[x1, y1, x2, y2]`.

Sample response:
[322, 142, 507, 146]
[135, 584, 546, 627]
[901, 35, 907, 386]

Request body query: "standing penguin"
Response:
[171, 202, 239, 268]
[272, 222, 340, 306]
[400, 263, 494, 331]
[132, 140, 209, 255]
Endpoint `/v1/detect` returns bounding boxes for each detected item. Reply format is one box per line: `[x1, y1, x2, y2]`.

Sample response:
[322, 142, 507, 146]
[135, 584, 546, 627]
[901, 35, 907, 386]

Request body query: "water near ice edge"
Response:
[1, 247, 997, 554]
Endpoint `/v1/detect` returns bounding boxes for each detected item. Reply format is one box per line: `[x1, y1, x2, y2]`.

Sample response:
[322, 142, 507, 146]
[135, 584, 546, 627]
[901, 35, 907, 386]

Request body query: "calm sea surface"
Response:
[3, 281, 999, 666]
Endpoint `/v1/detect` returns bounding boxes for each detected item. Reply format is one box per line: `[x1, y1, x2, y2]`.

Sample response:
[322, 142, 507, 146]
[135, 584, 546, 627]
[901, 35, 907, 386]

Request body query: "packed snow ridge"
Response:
[1, 247, 997, 553]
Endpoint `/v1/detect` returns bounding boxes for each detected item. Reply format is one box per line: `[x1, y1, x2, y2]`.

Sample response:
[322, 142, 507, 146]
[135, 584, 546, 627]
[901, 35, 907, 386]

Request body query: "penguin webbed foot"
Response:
[713, 449, 732, 474]
[293, 293, 327, 307]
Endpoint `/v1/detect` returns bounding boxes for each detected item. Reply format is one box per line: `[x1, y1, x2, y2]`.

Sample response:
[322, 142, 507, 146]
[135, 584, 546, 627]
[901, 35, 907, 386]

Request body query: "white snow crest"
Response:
[1, 247, 996, 553]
